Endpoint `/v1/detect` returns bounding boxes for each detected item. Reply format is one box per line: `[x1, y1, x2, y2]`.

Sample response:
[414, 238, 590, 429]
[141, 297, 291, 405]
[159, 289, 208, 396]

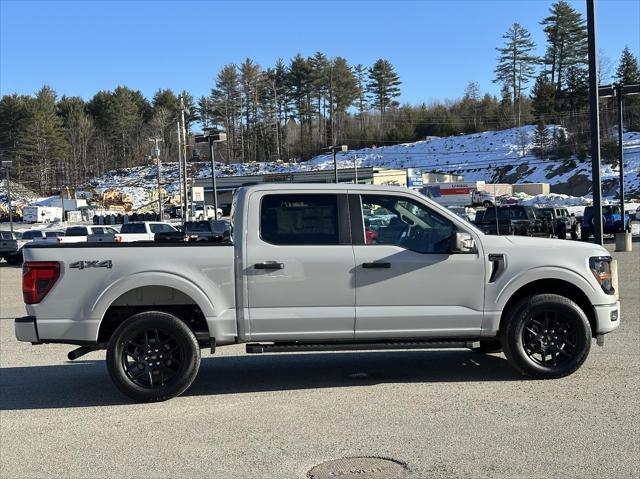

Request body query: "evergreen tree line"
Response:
[0, 0, 639, 194]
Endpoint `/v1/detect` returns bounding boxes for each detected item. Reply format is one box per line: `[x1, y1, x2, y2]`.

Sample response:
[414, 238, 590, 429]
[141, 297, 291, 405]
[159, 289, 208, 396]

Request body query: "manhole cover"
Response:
[307, 457, 407, 479]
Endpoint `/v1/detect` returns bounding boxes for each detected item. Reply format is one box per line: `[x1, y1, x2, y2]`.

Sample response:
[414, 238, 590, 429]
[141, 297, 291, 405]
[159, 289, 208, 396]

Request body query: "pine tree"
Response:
[330, 57, 359, 143]
[540, 0, 588, 91]
[367, 59, 401, 116]
[211, 64, 241, 163]
[353, 64, 368, 136]
[615, 46, 640, 84]
[493, 22, 537, 127]
[531, 73, 557, 120]
[533, 121, 552, 158]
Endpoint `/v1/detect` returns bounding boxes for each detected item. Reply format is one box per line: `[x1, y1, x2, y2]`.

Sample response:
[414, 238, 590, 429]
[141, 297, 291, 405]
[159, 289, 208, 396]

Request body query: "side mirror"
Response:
[450, 231, 477, 254]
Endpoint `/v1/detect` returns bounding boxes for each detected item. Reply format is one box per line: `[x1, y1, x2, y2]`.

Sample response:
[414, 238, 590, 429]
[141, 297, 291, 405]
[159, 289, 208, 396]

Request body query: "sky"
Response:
[1, 0, 639, 104]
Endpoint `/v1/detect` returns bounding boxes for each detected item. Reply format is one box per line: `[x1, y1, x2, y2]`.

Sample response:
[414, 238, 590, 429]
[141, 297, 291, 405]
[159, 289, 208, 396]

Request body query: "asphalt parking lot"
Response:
[1, 242, 639, 478]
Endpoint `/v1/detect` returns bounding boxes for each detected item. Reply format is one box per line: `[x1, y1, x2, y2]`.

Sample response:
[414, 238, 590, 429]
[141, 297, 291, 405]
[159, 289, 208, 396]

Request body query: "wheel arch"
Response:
[92, 272, 218, 343]
[497, 278, 597, 337]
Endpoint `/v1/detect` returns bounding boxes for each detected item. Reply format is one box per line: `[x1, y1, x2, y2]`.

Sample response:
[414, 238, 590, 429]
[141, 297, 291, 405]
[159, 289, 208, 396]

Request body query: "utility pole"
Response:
[176, 121, 184, 225]
[325, 145, 348, 184]
[180, 97, 190, 220]
[1, 161, 13, 232]
[587, 0, 603, 245]
[599, 82, 640, 233]
[195, 130, 227, 219]
[149, 138, 164, 221]
[354, 154, 358, 184]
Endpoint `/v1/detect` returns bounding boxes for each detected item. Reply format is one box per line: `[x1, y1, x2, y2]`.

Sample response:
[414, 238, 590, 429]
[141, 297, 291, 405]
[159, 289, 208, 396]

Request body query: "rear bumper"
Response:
[593, 301, 620, 334]
[15, 316, 41, 344]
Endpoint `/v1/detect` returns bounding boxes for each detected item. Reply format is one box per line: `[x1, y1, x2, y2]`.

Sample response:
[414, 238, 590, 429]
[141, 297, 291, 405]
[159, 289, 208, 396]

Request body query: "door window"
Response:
[260, 194, 339, 245]
[65, 226, 88, 236]
[361, 195, 454, 253]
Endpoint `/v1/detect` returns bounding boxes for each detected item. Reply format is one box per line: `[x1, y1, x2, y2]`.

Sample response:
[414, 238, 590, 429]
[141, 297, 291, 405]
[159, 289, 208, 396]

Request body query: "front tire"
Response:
[571, 223, 581, 240]
[501, 294, 591, 379]
[106, 311, 201, 402]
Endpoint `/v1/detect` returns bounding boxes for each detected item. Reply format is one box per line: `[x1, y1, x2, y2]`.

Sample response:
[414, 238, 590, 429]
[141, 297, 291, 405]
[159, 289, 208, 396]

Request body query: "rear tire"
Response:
[106, 311, 201, 402]
[501, 294, 591, 379]
[580, 228, 590, 241]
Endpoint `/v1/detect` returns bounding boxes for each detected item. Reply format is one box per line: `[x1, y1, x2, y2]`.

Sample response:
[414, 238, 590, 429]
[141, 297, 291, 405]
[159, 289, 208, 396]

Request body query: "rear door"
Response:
[352, 193, 485, 339]
[245, 191, 355, 341]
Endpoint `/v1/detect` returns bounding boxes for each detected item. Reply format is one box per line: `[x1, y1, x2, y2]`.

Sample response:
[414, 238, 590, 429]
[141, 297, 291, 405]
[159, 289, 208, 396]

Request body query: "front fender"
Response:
[493, 265, 601, 311]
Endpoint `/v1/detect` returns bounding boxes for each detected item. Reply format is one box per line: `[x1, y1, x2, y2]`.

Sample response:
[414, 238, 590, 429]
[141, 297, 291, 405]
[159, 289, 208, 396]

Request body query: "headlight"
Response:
[589, 256, 615, 294]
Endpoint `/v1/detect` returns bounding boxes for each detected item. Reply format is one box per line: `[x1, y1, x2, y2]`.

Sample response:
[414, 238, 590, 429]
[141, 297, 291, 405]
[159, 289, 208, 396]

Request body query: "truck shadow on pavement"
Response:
[0, 350, 523, 410]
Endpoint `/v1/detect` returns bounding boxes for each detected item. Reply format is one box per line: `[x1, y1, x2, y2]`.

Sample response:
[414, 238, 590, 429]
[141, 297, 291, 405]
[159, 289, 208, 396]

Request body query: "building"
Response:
[513, 183, 551, 196]
[193, 168, 464, 212]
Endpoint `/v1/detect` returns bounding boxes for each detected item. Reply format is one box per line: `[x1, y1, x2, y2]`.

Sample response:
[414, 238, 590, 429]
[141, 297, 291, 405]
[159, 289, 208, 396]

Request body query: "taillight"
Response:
[56, 237, 63, 242]
[115, 235, 123, 243]
[22, 261, 60, 304]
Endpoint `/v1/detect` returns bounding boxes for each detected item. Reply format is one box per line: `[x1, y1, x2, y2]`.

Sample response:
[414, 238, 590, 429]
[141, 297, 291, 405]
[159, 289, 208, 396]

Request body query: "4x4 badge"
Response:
[70, 260, 112, 270]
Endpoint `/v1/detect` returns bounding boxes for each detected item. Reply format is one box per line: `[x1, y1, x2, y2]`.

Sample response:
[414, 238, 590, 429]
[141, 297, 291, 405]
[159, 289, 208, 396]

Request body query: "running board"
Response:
[246, 339, 480, 354]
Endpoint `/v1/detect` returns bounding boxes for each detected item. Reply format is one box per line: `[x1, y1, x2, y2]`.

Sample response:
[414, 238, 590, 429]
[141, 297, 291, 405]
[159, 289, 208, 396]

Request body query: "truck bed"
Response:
[23, 242, 237, 345]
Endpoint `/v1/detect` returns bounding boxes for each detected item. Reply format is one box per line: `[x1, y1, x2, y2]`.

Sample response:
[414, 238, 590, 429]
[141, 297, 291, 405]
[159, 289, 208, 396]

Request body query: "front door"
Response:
[353, 193, 485, 339]
[245, 191, 355, 341]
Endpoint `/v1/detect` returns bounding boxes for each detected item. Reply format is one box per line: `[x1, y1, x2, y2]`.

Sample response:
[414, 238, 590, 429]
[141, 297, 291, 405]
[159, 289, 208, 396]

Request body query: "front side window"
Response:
[361, 195, 454, 253]
[121, 223, 147, 234]
[65, 227, 88, 236]
[261, 194, 339, 245]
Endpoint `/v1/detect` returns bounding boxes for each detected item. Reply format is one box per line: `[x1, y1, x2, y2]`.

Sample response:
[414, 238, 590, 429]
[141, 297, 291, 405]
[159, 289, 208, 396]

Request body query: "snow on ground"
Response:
[3, 126, 638, 213]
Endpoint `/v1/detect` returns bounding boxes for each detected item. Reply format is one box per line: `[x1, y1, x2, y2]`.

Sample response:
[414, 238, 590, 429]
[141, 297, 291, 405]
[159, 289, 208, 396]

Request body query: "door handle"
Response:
[362, 262, 391, 269]
[254, 262, 284, 270]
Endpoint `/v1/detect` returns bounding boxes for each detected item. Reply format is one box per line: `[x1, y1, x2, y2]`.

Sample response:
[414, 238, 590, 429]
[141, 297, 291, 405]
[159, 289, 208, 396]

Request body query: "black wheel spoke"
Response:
[521, 308, 581, 368]
[121, 327, 185, 390]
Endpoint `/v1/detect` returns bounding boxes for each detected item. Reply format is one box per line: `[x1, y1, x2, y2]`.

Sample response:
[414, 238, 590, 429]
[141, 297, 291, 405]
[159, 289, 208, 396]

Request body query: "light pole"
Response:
[325, 145, 348, 183]
[176, 121, 184, 224]
[354, 154, 358, 184]
[149, 138, 164, 221]
[195, 130, 227, 219]
[1, 160, 13, 232]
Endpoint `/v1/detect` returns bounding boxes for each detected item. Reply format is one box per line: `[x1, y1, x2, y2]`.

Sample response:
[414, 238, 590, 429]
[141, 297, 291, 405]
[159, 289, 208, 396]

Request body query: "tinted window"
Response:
[261, 194, 339, 245]
[65, 226, 88, 236]
[150, 224, 175, 233]
[185, 222, 212, 233]
[45, 231, 63, 238]
[1, 232, 14, 240]
[121, 223, 147, 234]
[21, 230, 43, 239]
[361, 195, 454, 254]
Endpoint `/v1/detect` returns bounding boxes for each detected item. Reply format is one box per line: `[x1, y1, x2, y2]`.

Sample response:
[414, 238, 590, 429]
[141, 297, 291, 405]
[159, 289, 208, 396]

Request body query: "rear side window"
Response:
[260, 194, 339, 245]
[45, 231, 63, 238]
[65, 227, 88, 236]
[121, 223, 147, 234]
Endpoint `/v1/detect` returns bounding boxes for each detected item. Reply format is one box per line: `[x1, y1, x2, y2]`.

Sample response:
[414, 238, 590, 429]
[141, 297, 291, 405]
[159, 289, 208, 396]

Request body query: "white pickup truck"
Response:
[115, 221, 177, 242]
[16, 184, 620, 402]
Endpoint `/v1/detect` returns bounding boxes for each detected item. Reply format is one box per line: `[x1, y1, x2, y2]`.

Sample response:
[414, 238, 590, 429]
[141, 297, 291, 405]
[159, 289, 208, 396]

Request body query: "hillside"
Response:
[84, 126, 640, 209]
[3, 126, 638, 212]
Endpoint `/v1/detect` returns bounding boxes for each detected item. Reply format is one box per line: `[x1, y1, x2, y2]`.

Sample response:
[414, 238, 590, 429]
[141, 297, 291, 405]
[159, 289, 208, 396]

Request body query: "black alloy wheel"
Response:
[502, 294, 591, 378]
[521, 310, 580, 367]
[106, 311, 201, 402]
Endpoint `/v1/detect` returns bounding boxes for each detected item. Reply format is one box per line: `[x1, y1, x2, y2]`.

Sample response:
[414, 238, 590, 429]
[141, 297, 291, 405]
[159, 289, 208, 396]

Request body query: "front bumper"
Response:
[593, 301, 620, 334]
[15, 316, 40, 344]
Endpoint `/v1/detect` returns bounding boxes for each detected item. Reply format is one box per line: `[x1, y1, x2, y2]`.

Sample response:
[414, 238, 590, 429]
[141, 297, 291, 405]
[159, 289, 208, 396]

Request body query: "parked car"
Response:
[537, 207, 580, 239]
[0, 231, 21, 264]
[581, 205, 631, 241]
[116, 222, 177, 242]
[17, 184, 620, 402]
[474, 205, 550, 236]
[154, 220, 231, 243]
[58, 225, 120, 243]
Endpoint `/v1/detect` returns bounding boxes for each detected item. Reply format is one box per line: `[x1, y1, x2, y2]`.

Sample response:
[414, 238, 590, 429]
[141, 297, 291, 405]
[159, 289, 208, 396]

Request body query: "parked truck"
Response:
[22, 206, 63, 223]
[16, 184, 620, 402]
[421, 181, 495, 208]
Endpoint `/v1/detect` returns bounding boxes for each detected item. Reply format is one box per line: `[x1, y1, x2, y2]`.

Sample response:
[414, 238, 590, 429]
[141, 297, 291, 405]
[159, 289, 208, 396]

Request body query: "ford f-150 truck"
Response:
[15, 184, 620, 402]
